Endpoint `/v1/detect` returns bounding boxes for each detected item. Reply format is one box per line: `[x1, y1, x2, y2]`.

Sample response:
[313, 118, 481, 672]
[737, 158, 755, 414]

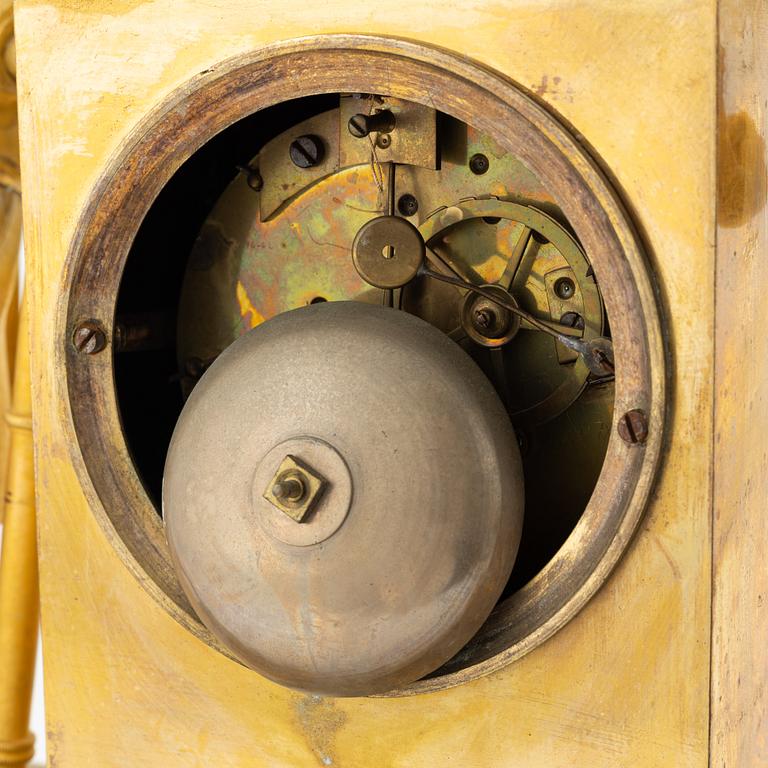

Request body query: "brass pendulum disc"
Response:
[351, 215, 425, 289]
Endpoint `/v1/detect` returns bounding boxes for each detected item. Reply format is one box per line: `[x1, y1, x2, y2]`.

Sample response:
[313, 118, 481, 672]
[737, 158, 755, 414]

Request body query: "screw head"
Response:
[348, 110, 396, 139]
[560, 311, 585, 331]
[397, 194, 419, 217]
[72, 321, 107, 355]
[348, 114, 370, 138]
[246, 170, 263, 191]
[289, 135, 324, 169]
[469, 153, 490, 175]
[237, 165, 263, 191]
[617, 409, 649, 445]
[473, 308, 494, 330]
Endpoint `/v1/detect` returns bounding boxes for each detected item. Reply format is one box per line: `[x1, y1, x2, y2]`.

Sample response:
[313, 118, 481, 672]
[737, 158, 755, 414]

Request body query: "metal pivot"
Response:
[422, 266, 614, 375]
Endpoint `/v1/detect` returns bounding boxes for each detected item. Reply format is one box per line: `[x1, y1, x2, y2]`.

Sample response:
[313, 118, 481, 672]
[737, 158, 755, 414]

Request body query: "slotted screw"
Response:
[289, 135, 324, 169]
[348, 110, 396, 138]
[73, 321, 107, 355]
[617, 409, 649, 445]
[560, 311, 585, 331]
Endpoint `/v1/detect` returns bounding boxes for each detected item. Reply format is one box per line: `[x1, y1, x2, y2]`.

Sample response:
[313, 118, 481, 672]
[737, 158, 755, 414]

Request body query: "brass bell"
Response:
[163, 301, 524, 696]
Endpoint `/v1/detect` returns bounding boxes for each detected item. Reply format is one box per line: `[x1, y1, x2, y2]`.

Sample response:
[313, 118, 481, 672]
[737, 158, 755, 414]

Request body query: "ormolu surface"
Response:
[19, 4, 712, 766]
[163, 302, 524, 696]
[62, 42, 662, 691]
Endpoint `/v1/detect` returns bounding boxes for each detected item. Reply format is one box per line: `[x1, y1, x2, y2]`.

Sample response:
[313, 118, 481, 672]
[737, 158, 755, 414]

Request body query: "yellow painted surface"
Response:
[711, 1, 768, 766]
[0, 301, 37, 767]
[0, 0, 21, 526]
[15, 1, 717, 766]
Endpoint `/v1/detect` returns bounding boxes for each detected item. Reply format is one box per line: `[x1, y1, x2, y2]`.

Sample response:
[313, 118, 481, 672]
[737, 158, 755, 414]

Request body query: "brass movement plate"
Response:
[178, 109, 602, 428]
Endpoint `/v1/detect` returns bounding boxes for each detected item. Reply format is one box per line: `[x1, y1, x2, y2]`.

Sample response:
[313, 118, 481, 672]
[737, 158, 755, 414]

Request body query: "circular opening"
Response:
[554, 276, 576, 300]
[397, 193, 419, 217]
[115, 93, 611, 601]
[469, 152, 490, 175]
[64, 38, 664, 695]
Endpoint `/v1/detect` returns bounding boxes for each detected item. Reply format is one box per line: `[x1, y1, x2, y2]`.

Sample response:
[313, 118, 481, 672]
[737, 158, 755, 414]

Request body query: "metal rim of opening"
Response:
[61, 35, 666, 696]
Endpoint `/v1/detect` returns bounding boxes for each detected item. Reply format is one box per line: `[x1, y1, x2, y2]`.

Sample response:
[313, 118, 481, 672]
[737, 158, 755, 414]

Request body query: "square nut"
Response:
[262, 454, 327, 522]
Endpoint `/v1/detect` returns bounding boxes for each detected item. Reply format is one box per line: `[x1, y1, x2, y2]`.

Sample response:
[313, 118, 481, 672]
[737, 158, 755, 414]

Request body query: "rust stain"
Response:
[718, 110, 767, 228]
[235, 280, 264, 329]
[530, 74, 574, 103]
